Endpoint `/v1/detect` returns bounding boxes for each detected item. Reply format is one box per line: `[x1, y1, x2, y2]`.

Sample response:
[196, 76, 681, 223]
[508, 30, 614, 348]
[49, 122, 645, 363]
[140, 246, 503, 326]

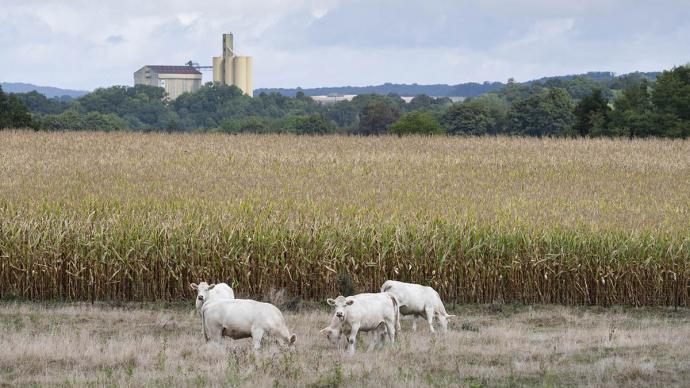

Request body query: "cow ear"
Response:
[208, 284, 216, 290]
[327, 298, 336, 306]
[189, 283, 198, 290]
[319, 328, 329, 336]
[346, 299, 355, 305]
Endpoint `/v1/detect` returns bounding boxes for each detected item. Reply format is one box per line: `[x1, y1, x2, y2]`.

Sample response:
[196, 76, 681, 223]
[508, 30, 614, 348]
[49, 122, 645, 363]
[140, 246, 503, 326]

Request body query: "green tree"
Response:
[652, 65, 690, 138]
[78, 84, 173, 129]
[37, 109, 128, 131]
[388, 111, 442, 135]
[497, 78, 536, 103]
[0, 87, 34, 129]
[544, 76, 612, 101]
[357, 101, 400, 135]
[573, 89, 611, 136]
[38, 109, 84, 130]
[173, 83, 250, 129]
[81, 112, 128, 132]
[508, 88, 575, 136]
[610, 78, 655, 138]
[324, 100, 358, 128]
[290, 113, 337, 134]
[442, 95, 508, 135]
[219, 116, 276, 133]
[12, 91, 71, 115]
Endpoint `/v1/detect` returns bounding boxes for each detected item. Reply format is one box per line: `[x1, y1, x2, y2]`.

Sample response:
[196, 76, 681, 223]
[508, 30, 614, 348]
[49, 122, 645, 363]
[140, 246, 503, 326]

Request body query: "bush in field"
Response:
[289, 113, 337, 134]
[38, 109, 127, 131]
[388, 111, 441, 135]
[219, 116, 278, 134]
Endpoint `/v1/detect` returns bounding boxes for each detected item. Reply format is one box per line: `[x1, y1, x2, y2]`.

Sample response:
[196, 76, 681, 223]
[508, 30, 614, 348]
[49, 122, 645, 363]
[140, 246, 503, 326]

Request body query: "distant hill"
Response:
[0, 82, 89, 99]
[527, 71, 660, 84]
[256, 71, 661, 98]
[257, 82, 505, 98]
[3, 70, 662, 100]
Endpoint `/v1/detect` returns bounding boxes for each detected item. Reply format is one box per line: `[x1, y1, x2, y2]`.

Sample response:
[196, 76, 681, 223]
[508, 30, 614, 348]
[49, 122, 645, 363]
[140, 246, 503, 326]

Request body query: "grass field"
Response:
[1, 131, 689, 304]
[1, 302, 689, 387]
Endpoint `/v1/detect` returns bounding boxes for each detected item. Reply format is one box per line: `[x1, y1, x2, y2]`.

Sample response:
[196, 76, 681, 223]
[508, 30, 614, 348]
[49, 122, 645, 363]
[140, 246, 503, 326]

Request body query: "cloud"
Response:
[0, 0, 688, 90]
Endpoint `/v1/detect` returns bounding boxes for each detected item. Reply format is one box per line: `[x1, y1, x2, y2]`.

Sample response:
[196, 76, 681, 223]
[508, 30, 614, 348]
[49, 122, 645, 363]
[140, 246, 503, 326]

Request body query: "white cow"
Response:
[189, 282, 235, 314]
[380, 280, 455, 333]
[200, 298, 296, 351]
[323, 293, 399, 354]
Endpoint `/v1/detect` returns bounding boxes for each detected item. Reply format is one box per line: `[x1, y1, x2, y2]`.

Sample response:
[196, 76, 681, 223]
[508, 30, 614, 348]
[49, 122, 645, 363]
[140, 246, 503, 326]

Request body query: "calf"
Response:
[324, 293, 399, 354]
[320, 314, 389, 351]
[201, 298, 296, 351]
[380, 280, 455, 333]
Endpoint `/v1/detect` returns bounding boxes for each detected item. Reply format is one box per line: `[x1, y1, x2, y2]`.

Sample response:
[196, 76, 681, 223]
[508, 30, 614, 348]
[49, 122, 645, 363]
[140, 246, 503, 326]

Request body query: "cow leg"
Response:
[378, 327, 388, 348]
[251, 327, 265, 351]
[425, 306, 436, 333]
[367, 333, 378, 352]
[206, 322, 223, 346]
[202, 319, 209, 342]
[411, 316, 418, 331]
[384, 320, 396, 344]
[347, 323, 360, 355]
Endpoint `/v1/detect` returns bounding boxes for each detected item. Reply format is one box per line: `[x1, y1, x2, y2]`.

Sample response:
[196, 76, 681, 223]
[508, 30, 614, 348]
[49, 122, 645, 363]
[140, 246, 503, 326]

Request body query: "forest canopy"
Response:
[3, 66, 688, 138]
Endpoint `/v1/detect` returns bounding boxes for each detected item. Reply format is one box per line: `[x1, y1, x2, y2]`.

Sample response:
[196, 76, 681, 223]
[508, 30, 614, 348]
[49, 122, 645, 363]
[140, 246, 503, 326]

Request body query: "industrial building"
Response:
[133, 65, 202, 100]
[212, 33, 253, 96]
[133, 33, 253, 99]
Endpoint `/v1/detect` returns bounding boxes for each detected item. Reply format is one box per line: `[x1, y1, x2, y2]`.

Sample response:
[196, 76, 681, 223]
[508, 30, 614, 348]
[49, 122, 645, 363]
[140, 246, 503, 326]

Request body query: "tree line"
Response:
[1, 65, 688, 138]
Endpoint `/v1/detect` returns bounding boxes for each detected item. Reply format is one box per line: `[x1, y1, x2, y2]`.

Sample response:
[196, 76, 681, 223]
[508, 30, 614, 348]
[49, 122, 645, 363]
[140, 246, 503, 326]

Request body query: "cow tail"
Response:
[388, 293, 401, 333]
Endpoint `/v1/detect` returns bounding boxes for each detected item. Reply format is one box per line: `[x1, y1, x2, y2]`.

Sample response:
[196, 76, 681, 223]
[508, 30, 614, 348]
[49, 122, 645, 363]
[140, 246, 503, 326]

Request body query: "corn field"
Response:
[1, 131, 689, 305]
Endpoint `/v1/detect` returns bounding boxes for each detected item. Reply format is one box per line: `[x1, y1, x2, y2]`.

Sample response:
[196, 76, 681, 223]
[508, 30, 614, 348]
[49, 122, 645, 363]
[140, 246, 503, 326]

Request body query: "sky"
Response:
[1, 0, 689, 91]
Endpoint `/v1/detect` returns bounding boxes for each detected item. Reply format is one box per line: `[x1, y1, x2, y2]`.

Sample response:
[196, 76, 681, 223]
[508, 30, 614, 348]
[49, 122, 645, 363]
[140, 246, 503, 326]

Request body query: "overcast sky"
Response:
[1, 0, 689, 90]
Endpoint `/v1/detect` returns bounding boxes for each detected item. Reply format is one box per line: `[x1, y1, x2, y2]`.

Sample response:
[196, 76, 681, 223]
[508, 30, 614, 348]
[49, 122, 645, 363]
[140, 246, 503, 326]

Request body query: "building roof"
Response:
[146, 65, 201, 75]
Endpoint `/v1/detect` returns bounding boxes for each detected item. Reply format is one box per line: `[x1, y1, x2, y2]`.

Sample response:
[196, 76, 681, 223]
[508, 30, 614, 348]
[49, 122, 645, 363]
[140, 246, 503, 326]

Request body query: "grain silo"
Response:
[212, 33, 253, 96]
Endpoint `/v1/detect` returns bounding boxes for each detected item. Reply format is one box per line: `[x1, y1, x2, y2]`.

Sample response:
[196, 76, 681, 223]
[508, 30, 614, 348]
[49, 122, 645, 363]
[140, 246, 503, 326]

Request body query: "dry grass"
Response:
[1, 131, 689, 304]
[0, 302, 689, 387]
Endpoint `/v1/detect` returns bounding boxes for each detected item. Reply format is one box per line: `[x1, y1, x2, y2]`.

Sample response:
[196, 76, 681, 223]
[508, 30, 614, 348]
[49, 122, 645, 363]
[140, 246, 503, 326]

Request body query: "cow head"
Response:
[326, 295, 354, 321]
[189, 282, 216, 311]
[320, 326, 341, 345]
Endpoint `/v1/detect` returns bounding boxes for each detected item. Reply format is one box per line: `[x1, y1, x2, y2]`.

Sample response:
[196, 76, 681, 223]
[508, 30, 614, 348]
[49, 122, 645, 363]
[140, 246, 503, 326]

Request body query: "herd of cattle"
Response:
[189, 280, 455, 354]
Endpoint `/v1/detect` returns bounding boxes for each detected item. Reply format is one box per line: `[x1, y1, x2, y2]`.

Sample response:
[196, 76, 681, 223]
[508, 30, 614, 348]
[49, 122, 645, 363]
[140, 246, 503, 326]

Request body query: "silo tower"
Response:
[212, 33, 253, 97]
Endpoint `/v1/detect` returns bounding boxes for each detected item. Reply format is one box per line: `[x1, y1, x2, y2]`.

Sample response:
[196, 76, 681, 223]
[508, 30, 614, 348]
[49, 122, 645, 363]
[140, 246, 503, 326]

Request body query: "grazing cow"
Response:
[323, 293, 399, 354]
[189, 282, 235, 314]
[200, 298, 296, 351]
[380, 280, 455, 333]
[320, 314, 389, 351]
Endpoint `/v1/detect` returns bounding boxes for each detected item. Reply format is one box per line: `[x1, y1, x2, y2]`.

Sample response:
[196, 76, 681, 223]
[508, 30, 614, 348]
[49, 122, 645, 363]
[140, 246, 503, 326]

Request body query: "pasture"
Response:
[1, 131, 689, 304]
[1, 302, 689, 387]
